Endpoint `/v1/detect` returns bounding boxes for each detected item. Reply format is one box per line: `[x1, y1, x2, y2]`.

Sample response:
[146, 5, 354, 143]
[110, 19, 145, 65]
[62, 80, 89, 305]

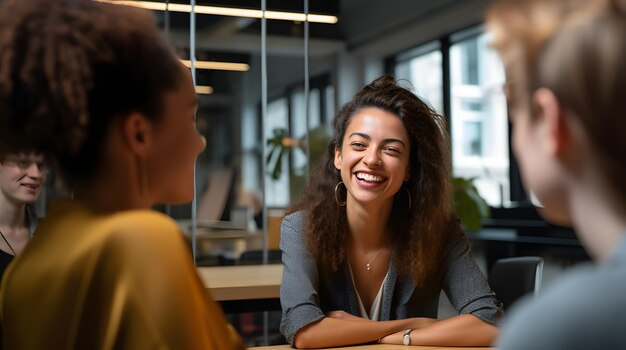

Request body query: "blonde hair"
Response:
[488, 0, 626, 209]
[486, 0, 586, 110]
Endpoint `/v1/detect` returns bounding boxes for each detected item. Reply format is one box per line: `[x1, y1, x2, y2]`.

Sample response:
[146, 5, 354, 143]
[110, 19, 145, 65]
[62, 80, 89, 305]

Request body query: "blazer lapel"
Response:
[380, 262, 397, 320]
[341, 262, 360, 315]
[381, 262, 416, 320]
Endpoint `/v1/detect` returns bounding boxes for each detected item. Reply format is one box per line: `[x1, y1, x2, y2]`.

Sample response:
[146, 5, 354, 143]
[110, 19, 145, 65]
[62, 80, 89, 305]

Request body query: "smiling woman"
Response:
[0, 152, 46, 279]
[279, 75, 503, 349]
[334, 108, 411, 208]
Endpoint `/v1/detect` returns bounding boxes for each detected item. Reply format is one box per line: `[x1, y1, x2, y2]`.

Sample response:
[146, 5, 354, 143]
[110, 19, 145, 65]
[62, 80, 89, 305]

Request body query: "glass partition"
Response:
[33, 1, 339, 271]
[151, 2, 340, 268]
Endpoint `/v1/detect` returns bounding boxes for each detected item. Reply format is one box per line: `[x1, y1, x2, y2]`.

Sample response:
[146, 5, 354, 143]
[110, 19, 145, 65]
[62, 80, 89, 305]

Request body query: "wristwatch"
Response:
[403, 328, 413, 346]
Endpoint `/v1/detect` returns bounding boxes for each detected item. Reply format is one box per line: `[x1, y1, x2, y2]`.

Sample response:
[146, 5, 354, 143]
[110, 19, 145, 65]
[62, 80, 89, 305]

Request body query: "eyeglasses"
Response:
[0, 157, 50, 174]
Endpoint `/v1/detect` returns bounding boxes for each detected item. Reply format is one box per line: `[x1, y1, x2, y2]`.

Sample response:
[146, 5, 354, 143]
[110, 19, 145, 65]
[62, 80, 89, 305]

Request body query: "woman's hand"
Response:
[380, 315, 498, 347]
[378, 329, 404, 345]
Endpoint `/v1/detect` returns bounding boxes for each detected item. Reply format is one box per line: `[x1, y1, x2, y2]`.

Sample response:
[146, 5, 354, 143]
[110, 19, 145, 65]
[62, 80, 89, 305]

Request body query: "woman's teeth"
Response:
[356, 172, 384, 183]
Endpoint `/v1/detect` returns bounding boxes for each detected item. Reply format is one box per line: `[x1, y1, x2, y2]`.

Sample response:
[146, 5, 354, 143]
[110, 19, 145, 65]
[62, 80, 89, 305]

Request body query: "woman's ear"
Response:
[121, 112, 152, 157]
[334, 146, 342, 170]
[532, 88, 569, 157]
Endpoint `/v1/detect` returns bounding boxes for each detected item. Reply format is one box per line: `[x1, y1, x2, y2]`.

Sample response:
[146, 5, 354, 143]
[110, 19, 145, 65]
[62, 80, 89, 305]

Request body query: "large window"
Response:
[394, 42, 443, 113]
[450, 30, 508, 207]
[393, 26, 509, 208]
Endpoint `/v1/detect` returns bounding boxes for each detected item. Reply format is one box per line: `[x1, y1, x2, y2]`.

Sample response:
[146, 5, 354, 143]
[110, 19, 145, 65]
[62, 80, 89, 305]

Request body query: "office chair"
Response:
[488, 256, 544, 311]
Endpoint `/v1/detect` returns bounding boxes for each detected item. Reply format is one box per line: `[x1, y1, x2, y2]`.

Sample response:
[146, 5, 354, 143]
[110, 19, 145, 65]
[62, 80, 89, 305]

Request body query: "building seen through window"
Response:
[394, 28, 509, 208]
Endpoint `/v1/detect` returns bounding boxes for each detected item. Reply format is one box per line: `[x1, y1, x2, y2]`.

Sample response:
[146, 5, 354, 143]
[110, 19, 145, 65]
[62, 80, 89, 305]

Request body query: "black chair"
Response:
[488, 256, 544, 311]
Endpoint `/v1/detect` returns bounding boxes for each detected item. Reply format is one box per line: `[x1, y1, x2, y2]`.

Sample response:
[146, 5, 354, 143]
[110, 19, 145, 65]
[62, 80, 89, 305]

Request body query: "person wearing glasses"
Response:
[0, 152, 47, 279]
[0, 0, 243, 348]
[487, 0, 626, 348]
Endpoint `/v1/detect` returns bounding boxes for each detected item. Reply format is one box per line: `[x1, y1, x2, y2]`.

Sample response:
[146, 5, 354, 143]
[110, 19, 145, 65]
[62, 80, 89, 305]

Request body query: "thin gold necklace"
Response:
[0, 228, 16, 255]
[365, 248, 383, 271]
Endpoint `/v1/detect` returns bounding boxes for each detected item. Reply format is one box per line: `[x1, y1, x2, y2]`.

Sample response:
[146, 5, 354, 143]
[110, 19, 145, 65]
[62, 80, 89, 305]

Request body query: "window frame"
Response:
[386, 24, 538, 226]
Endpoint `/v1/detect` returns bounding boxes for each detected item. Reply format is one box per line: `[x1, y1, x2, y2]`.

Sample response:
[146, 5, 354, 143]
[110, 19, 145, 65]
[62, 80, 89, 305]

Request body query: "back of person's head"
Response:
[488, 0, 626, 211]
[487, 0, 586, 107]
[0, 0, 183, 185]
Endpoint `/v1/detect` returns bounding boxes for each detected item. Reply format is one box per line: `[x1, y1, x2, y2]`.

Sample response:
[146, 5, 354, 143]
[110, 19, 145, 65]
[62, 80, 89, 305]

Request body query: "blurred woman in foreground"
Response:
[0, 0, 243, 348]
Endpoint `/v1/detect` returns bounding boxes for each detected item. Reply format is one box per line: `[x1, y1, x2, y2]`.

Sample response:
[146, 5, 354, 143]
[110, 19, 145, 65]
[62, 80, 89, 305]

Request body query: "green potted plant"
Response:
[266, 126, 330, 180]
[266, 126, 331, 201]
[452, 176, 491, 232]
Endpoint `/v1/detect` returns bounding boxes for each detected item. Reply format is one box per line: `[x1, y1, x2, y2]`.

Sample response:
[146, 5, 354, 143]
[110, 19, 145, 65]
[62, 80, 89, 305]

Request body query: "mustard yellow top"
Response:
[0, 200, 243, 350]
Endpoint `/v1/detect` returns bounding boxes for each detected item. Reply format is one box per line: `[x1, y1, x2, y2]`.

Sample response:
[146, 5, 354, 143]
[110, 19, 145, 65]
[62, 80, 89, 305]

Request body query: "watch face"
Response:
[403, 329, 412, 345]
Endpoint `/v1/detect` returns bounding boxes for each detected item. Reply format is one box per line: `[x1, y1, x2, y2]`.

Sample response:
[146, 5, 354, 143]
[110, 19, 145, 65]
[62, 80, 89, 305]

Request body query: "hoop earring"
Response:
[137, 157, 148, 196]
[404, 187, 412, 212]
[334, 182, 346, 207]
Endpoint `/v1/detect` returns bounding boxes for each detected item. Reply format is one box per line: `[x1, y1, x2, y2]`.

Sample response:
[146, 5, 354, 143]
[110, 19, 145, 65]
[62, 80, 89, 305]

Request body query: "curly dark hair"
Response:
[289, 75, 459, 285]
[0, 0, 183, 184]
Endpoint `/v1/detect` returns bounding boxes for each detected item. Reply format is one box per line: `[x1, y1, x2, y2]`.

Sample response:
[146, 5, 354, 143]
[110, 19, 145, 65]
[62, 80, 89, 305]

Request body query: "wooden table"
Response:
[250, 345, 494, 350]
[178, 219, 264, 260]
[198, 264, 283, 313]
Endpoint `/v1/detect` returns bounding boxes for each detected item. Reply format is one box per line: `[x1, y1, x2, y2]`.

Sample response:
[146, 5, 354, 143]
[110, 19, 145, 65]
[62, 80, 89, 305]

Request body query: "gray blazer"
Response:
[497, 236, 626, 350]
[279, 211, 503, 345]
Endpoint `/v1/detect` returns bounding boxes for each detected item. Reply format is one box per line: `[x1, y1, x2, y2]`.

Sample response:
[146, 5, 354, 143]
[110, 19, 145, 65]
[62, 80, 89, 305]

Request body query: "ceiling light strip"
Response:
[195, 85, 214, 94]
[180, 60, 250, 72]
[100, 1, 337, 24]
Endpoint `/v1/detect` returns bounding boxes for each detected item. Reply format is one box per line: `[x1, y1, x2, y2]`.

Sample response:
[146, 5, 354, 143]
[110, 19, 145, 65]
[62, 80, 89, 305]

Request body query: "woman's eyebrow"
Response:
[348, 132, 370, 140]
[349, 132, 406, 147]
